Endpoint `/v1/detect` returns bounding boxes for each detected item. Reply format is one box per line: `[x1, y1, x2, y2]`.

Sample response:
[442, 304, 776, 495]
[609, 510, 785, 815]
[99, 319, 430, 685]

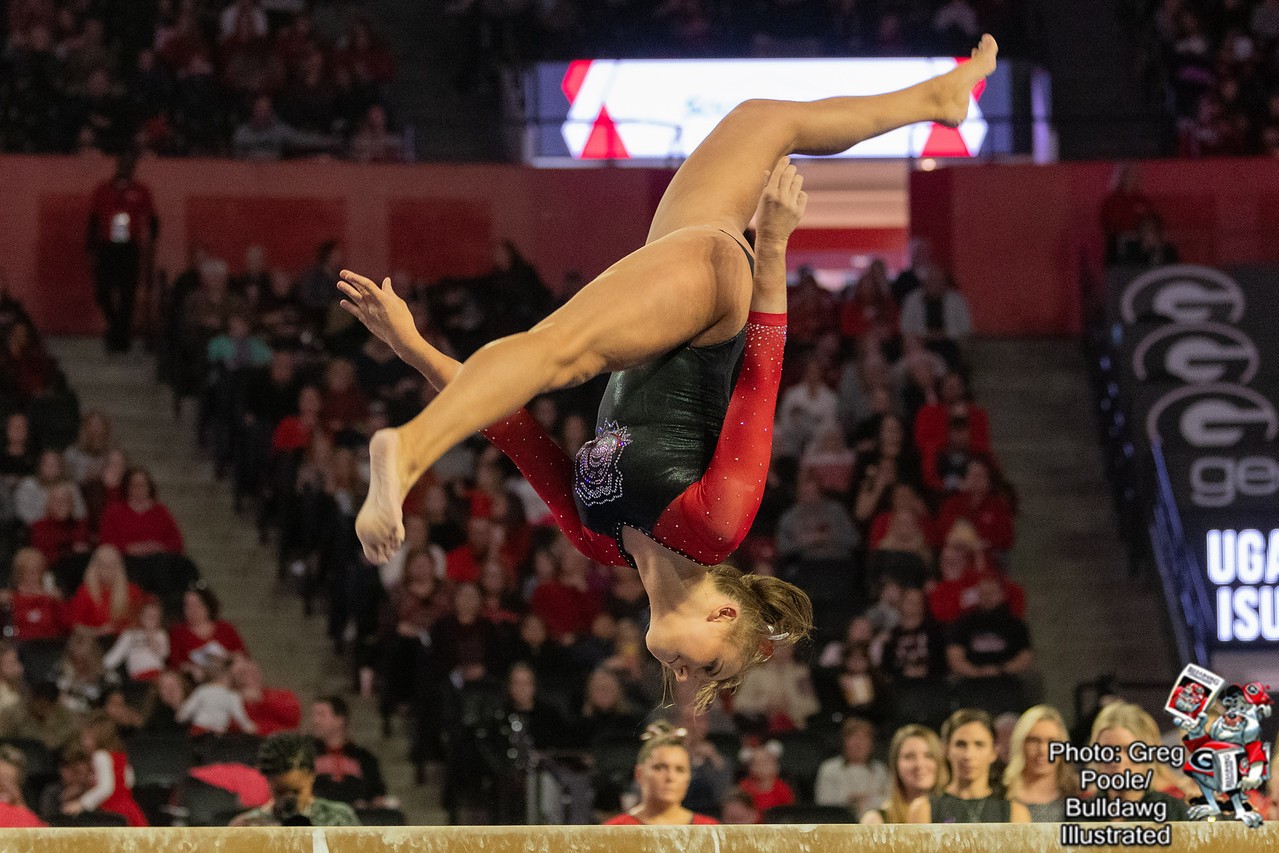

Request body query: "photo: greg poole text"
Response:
[1049, 741, 1182, 847]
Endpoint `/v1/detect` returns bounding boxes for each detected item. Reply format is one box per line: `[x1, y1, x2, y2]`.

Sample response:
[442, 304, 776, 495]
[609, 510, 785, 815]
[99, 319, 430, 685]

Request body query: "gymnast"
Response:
[339, 36, 998, 710]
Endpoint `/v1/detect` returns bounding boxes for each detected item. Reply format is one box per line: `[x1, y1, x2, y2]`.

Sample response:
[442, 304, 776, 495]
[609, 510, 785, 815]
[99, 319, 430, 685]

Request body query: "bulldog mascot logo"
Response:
[1166, 665, 1272, 827]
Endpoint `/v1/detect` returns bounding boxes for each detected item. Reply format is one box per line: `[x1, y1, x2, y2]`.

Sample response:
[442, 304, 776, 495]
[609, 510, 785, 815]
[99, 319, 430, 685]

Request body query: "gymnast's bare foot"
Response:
[356, 429, 407, 564]
[933, 34, 998, 128]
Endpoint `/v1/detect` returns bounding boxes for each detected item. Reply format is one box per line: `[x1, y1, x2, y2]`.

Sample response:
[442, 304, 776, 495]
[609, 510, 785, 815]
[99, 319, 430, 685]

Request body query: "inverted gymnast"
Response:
[340, 35, 998, 710]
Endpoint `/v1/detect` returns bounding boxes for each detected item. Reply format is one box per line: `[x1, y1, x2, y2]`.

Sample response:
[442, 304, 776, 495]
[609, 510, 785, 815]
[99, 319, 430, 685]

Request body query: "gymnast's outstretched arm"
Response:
[337, 273, 628, 566]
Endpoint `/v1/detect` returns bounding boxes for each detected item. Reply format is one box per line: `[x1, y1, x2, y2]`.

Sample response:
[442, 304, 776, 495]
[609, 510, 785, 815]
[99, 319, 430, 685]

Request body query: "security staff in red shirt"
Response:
[87, 151, 158, 353]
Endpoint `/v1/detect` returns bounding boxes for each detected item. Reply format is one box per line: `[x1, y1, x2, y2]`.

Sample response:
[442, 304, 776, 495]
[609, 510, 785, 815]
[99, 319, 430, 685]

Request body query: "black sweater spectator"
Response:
[880, 588, 948, 682]
[310, 696, 387, 807]
[504, 663, 568, 750]
[946, 577, 1032, 674]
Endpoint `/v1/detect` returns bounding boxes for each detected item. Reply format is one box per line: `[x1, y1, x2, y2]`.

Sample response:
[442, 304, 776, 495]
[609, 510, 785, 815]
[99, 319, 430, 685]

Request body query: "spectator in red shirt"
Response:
[87, 151, 158, 353]
[928, 522, 1025, 626]
[787, 266, 837, 347]
[602, 721, 719, 825]
[271, 385, 323, 453]
[29, 482, 91, 568]
[914, 371, 990, 471]
[232, 658, 301, 737]
[321, 359, 369, 434]
[169, 586, 248, 681]
[82, 448, 128, 535]
[529, 549, 600, 643]
[444, 515, 498, 584]
[1101, 164, 1156, 264]
[490, 490, 531, 577]
[870, 483, 938, 549]
[0, 745, 47, 827]
[738, 744, 795, 815]
[2, 547, 67, 642]
[937, 456, 1016, 555]
[839, 260, 899, 348]
[66, 545, 148, 636]
[98, 467, 184, 556]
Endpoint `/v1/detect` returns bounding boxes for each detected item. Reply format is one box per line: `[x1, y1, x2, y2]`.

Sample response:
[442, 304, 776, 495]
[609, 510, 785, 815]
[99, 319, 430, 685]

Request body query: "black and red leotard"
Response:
[482, 299, 786, 569]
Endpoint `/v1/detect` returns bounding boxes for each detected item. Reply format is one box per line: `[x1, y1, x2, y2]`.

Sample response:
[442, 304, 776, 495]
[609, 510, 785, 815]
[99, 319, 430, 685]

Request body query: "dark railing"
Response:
[1149, 440, 1214, 667]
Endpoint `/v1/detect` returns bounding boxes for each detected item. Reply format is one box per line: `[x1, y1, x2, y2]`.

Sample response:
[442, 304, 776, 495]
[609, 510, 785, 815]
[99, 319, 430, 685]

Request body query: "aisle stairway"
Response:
[47, 338, 444, 824]
[969, 339, 1178, 715]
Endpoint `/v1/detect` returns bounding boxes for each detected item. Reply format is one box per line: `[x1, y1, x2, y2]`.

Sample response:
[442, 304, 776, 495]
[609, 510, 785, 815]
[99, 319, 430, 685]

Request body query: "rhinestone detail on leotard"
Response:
[573, 420, 632, 507]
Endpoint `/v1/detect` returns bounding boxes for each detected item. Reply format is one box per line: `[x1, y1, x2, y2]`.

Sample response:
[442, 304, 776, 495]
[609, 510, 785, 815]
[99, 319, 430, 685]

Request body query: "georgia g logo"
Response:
[1146, 384, 1279, 449]
[1132, 322, 1260, 385]
[1121, 265, 1245, 326]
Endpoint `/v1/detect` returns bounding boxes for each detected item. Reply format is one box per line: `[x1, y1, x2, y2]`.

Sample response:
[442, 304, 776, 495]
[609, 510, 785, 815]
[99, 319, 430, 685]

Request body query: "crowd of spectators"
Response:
[447, 0, 1027, 88]
[1, 0, 404, 161]
[0, 286, 404, 826]
[1153, 0, 1279, 156]
[150, 212, 1048, 824]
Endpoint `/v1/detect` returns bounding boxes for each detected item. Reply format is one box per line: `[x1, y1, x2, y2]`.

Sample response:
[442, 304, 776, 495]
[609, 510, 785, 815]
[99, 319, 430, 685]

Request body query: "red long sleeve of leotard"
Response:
[651, 311, 786, 563]
[482, 412, 629, 567]
[483, 311, 786, 568]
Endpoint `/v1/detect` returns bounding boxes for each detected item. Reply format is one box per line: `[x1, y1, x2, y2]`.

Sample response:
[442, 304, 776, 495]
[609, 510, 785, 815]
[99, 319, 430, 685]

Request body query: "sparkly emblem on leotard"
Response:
[574, 420, 632, 507]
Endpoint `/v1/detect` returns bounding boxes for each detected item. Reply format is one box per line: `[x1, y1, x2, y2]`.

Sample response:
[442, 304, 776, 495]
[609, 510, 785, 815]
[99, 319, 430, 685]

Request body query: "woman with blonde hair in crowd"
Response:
[1087, 701, 1189, 820]
[2, 547, 67, 642]
[602, 721, 720, 825]
[861, 724, 947, 824]
[1004, 705, 1078, 822]
[65, 545, 147, 636]
[909, 708, 1031, 823]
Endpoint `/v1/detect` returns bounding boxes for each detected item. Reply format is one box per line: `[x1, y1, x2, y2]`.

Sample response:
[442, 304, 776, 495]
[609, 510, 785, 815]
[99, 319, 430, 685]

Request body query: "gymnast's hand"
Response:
[754, 155, 808, 252]
[337, 270, 421, 358]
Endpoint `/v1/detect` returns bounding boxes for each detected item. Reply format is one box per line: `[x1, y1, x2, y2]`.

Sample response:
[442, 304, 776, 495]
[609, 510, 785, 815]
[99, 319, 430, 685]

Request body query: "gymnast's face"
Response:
[645, 605, 744, 684]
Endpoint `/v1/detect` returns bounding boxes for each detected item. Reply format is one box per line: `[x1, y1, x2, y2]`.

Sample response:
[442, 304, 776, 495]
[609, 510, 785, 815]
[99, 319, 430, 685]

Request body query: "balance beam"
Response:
[0, 823, 1271, 852]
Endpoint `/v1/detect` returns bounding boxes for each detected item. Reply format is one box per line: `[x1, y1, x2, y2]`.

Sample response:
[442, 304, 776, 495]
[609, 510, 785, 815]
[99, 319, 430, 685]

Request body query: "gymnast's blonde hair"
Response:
[664, 563, 814, 713]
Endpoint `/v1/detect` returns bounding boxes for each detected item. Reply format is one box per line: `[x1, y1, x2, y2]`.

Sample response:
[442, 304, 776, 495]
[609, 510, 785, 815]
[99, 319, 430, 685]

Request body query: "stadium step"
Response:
[969, 338, 1179, 715]
[47, 337, 446, 824]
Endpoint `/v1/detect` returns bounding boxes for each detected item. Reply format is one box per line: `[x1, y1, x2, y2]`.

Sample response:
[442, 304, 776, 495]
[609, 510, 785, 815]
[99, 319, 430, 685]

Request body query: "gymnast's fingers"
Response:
[786, 171, 804, 201]
[337, 281, 363, 302]
[780, 162, 800, 195]
[340, 269, 379, 296]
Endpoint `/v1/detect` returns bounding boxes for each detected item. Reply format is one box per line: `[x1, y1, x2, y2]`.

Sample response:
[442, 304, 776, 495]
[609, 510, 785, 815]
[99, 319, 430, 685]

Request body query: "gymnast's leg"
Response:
[354, 37, 999, 563]
[646, 33, 998, 243]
